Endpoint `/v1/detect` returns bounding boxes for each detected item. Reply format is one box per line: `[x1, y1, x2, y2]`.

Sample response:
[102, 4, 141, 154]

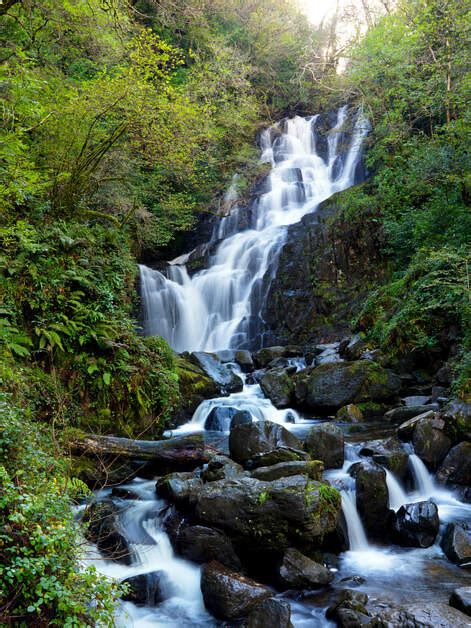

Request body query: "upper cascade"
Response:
[139, 106, 369, 352]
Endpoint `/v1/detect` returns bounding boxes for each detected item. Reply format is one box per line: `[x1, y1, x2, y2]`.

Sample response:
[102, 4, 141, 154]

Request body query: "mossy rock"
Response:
[172, 355, 220, 425]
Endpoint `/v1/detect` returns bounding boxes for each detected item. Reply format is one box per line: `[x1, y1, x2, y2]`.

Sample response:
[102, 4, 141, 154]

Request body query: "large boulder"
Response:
[278, 547, 333, 589]
[193, 475, 341, 554]
[188, 351, 243, 394]
[229, 420, 304, 467]
[260, 368, 294, 408]
[304, 422, 344, 469]
[437, 442, 471, 486]
[412, 413, 452, 470]
[354, 461, 390, 540]
[122, 571, 173, 605]
[251, 460, 324, 482]
[294, 361, 401, 412]
[176, 525, 241, 570]
[450, 587, 471, 617]
[200, 561, 270, 620]
[244, 597, 292, 628]
[392, 500, 439, 548]
[440, 522, 471, 566]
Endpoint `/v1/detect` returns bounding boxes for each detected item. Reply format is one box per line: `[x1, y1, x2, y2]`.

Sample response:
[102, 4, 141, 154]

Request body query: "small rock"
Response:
[251, 460, 324, 482]
[304, 422, 344, 469]
[177, 525, 241, 570]
[385, 404, 438, 424]
[360, 436, 409, 481]
[253, 346, 302, 368]
[340, 334, 367, 361]
[392, 500, 439, 548]
[201, 455, 244, 482]
[440, 522, 471, 566]
[122, 571, 173, 605]
[245, 447, 309, 470]
[397, 410, 435, 441]
[229, 419, 303, 466]
[450, 587, 471, 617]
[326, 589, 369, 624]
[279, 547, 333, 589]
[245, 597, 292, 628]
[336, 404, 364, 423]
[260, 368, 294, 408]
[402, 395, 431, 407]
[235, 350, 254, 372]
[84, 499, 132, 565]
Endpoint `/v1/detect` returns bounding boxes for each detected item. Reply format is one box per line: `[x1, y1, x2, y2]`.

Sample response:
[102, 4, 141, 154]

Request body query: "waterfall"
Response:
[139, 107, 369, 352]
[385, 470, 408, 511]
[341, 490, 369, 551]
[409, 454, 435, 498]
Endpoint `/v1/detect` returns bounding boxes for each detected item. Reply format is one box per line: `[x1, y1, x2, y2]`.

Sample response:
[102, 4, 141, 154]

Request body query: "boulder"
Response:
[294, 361, 401, 412]
[84, 499, 131, 564]
[194, 475, 341, 554]
[200, 561, 271, 620]
[231, 410, 253, 428]
[156, 472, 202, 507]
[375, 602, 470, 627]
[122, 571, 173, 605]
[253, 346, 302, 368]
[177, 525, 241, 570]
[450, 587, 471, 617]
[201, 455, 245, 482]
[304, 422, 344, 469]
[278, 547, 333, 589]
[440, 522, 471, 566]
[385, 404, 438, 424]
[174, 354, 220, 421]
[335, 404, 364, 423]
[359, 436, 409, 481]
[260, 368, 294, 408]
[354, 461, 390, 539]
[245, 447, 309, 470]
[189, 351, 243, 394]
[326, 589, 370, 626]
[235, 350, 255, 372]
[437, 442, 471, 486]
[204, 406, 239, 431]
[402, 395, 431, 406]
[339, 334, 367, 360]
[229, 420, 304, 466]
[315, 344, 342, 365]
[251, 460, 324, 482]
[397, 410, 435, 441]
[245, 597, 292, 628]
[412, 413, 452, 470]
[392, 500, 439, 548]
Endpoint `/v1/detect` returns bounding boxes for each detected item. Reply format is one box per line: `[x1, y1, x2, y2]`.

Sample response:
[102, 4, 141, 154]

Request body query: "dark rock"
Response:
[84, 499, 131, 564]
[267, 357, 298, 371]
[326, 589, 369, 625]
[231, 410, 253, 428]
[200, 561, 271, 620]
[436, 364, 453, 386]
[335, 404, 364, 423]
[375, 602, 470, 627]
[245, 597, 292, 628]
[189, 351, 243, 394]
[354, 462, 390, 540]
[279, 547, 333, 588]
[201, 455, 245, 482]
[204, 406, 239, 431]
[340, 334, 367, 361]
[432, 386, 448, 402]
[174, 354, 220, 422]
[229, 420, 304, 466]
[253, 346, 303, 368]
[397, 410, 435, 441]
[385, 404, 438, 424]
[402, 395, 431, 407]
[294, 361, 401, 413]
[194, 475, 341, 554]
[156, 472, 202, 507]
[413, 413, 452, 470]
[122, 571, 173, 605]
[440, 523, 471, 566]
[340, 576, 366, 586]
[450, 587, 471, 617]
[437, 442, 471, 486]
[245, 447, 309, 470]
[260, 368, 294, 408]
[235, 350, 255, 372]
[392, 500, 439, 547]
[360, 436, 409, 481]
[111, 487, 141, 500]
[177, 525, 241, 570]
[315, 345, 342, 365]
[251, 460, 324, 482]
[304, 422, 344, 469]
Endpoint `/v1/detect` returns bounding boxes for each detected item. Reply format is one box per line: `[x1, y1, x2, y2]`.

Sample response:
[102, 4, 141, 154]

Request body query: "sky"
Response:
[299, 0, 339, 25]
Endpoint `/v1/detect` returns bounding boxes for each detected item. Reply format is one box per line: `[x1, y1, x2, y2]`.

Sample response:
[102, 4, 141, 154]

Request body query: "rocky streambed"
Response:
[74, 339, 471, 627]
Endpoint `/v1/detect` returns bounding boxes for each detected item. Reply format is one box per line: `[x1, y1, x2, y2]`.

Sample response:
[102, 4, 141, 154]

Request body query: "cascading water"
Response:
[409, 453, 435, 498]
[385, 469, 409, 511]
[139, 107, 369, 352]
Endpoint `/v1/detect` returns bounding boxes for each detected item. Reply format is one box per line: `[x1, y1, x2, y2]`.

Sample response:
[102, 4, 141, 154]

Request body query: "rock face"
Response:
[440, 523, 471, 566]
[200, 561, 270, 620]
[260, 368, 294, 408]
[278, 547, 333, 589]
[193, 475, 341, 554]
[294, 361, 401, 412]
[188, 351, 243, 394]
[392, 500, 439, 548]
[229, 420, 304, 467]
[304, 422, 344, 469]
[450, 587, 471, 617]
[354, 462, 390, 539]
[176, 525, 241, 570]
[122, 571, 172, 605]
[437, 442, 471, 486]
[412, 413, 452, 470]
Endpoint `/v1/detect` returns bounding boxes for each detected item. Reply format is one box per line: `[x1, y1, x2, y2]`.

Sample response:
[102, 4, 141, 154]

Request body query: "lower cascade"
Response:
[139, 107, 369, 352]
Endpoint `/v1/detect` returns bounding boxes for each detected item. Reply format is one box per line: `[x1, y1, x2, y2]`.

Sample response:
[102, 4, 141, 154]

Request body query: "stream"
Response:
[84, 108, 471, 626]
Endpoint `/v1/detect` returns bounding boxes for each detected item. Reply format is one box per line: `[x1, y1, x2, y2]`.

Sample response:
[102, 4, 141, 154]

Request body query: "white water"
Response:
[341, 491, 369, 550]
[385, 469, 409, 511]
[409, 453, 436, 497]
[139, 107, 369, 352]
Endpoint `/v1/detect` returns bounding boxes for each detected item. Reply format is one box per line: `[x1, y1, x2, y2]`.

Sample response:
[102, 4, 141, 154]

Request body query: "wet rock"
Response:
[360, 436, 409, 481]
[251, 460, 324, 482]
[315, 344, 342, 365]
[335, 404, 364, 423]
[201, 561, 271, 620]
[260, 368, 294, 408]
[294, 361, 401, 413]
[231, 410, 253, 428]
[244, 597, 292, 628]
[437, 442, 471, 486]
[375, 602, 470, 627]
[304, 422, 344, 469]
[84, 499, 131, 564]
[385, 404, 438, 424]
[235, 350, 255, 372]
[253, 345, 303, 368]
[440, 522, 471, 566]
[194, 475, 341, 554]
[340, 334, 367, 361]
[177, 525, 241, 570]
[204, 406, 239, 431]
[267, 357, 298, 371]
[156, 472, 202, 507]
[174, 354, 220, 421]
[354, 462, 390, 540]
[397, 410, 435, 441]
[450, 587, 471, 617]
[326, 589, 370, 626]
[111, 487, 141, 500]
[229, 419, 304, 466]
[436, 364, 453, 386]
[402, 395, 431, 406]
[122, 571, 173, 605]
[392, 500, 439, 547]
[245, 447, 309, 470]
[278, 547, 333, 589]
[412, 413, 452, 470]
[201, 455, 245, 482]
[189, 351, 243, 394]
